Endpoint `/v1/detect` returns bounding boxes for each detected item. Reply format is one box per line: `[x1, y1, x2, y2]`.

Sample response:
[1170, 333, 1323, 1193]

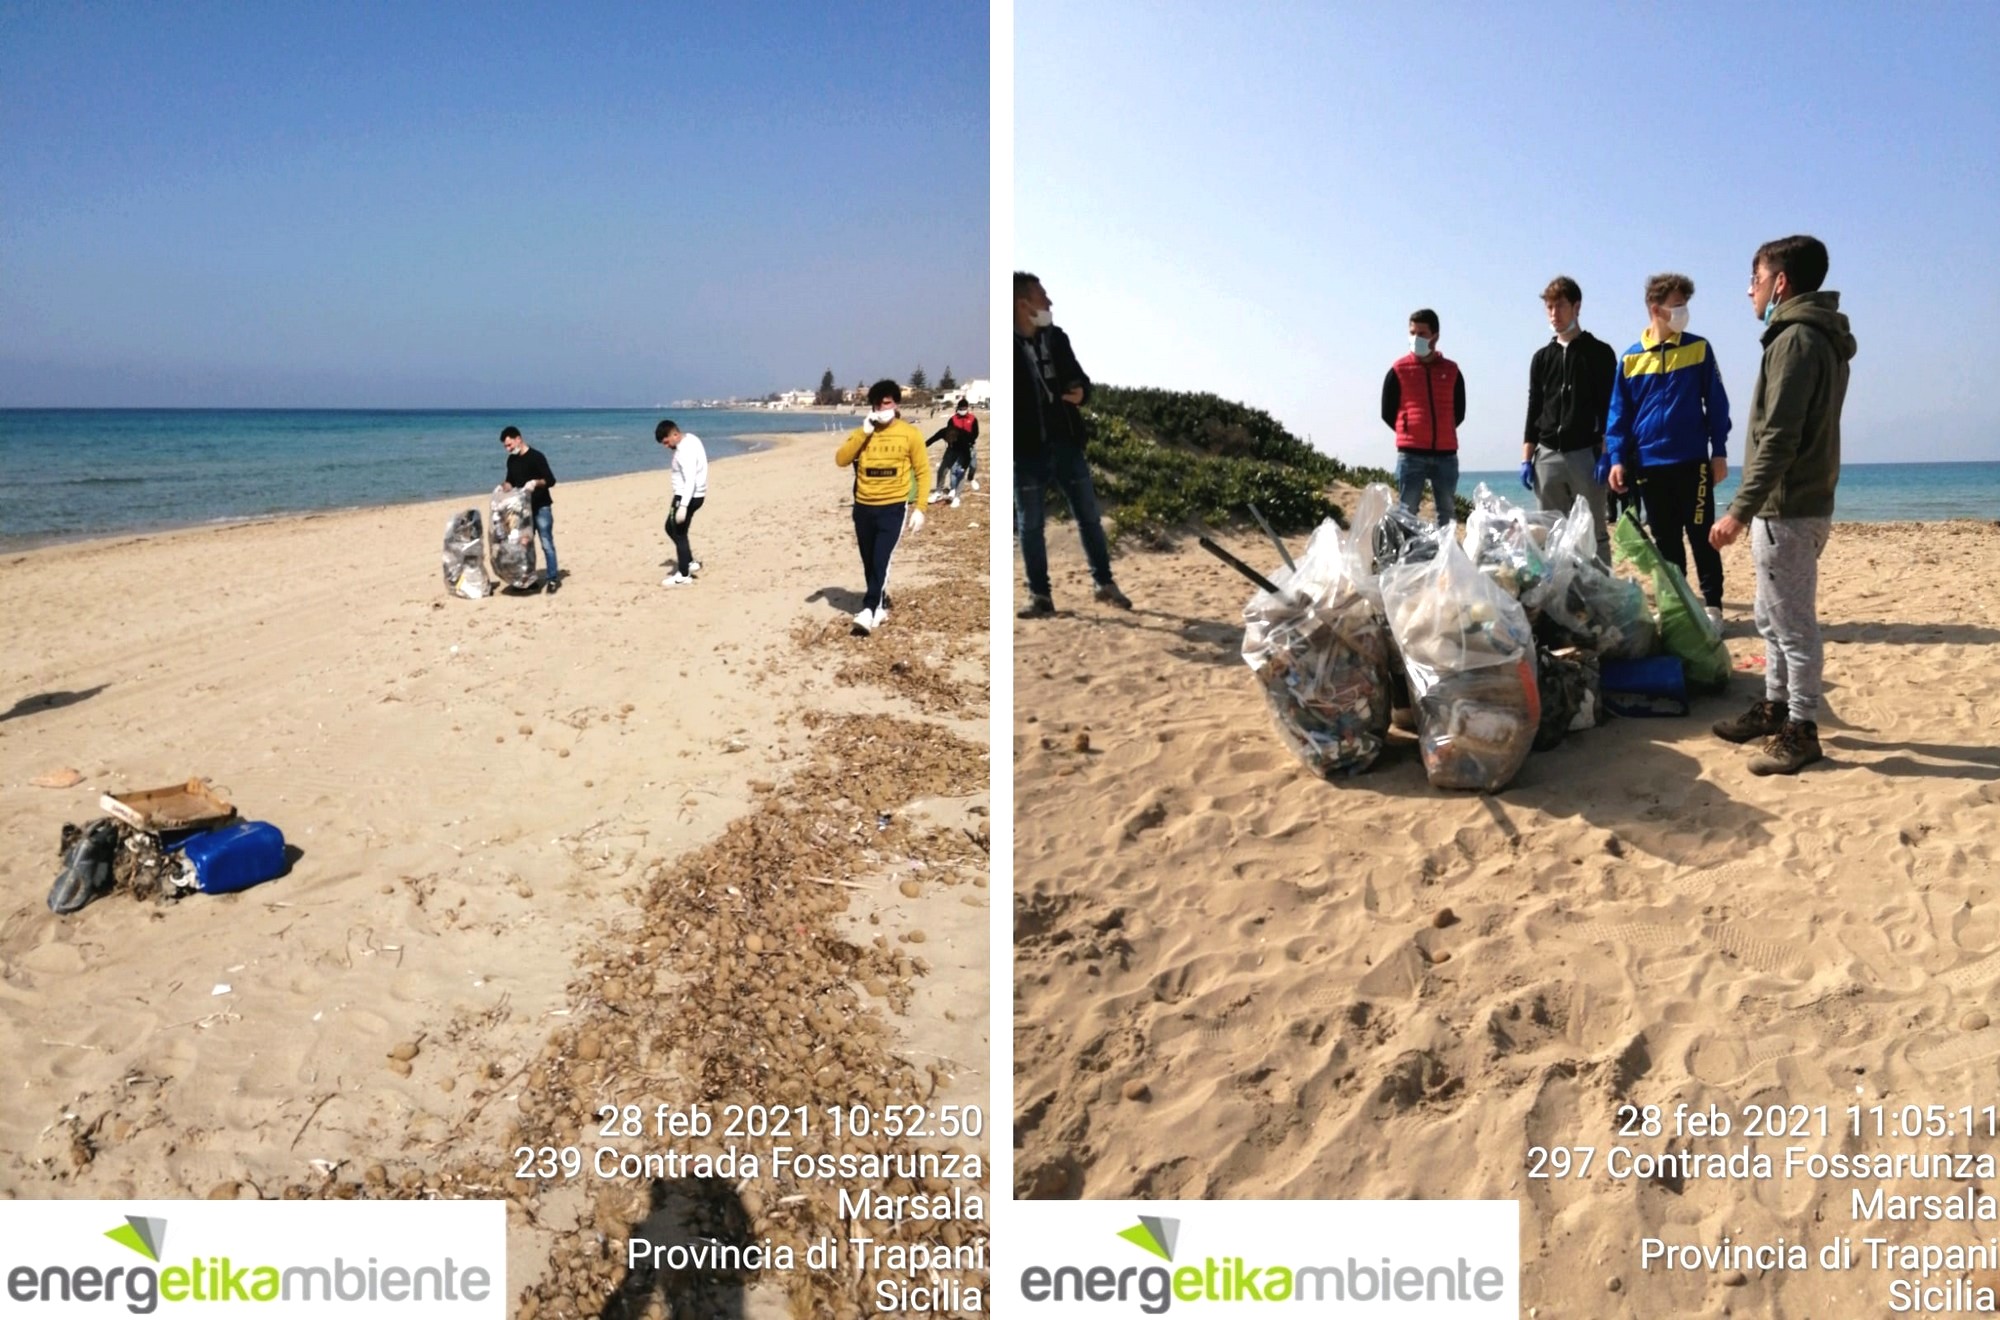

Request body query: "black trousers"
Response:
[852, 502, 905, 613]
[665, 494, 704, 575]
[1636, 460, 1723, 607]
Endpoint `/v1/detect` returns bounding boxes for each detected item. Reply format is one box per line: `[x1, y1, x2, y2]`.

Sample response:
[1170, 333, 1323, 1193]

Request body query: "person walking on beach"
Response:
[1013, 271, 1131, 617]
[1708, 235, 1856, 776]
[654, 420, 707, 586]
[499, 426, 559, 593]
[1606, 274, 1733, 629]
[927, 399, 980, 507]
[835, 379, 929, 634]
[1382, 308, 1466, 528]
[1523, 276, 1618, 563]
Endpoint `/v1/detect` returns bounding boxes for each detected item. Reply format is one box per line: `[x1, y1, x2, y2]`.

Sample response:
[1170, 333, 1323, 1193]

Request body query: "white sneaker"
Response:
[969, 479, 980, 490]
[687, 560, 702, 574]
[851, 607, 876, 635]
[874, 604, 888, 628]
[927, 491, 945, 504]
[950, 495, 961, 508]
[663, 573, 692, 587]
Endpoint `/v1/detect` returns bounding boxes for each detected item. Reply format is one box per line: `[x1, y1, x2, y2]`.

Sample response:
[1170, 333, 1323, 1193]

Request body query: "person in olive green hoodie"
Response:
[1709, 235, 1858, 775]
[835, 378, 931, 635]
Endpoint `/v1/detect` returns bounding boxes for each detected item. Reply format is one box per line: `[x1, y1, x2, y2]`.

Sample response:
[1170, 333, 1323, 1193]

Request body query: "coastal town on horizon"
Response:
[666, 367, 992, 413]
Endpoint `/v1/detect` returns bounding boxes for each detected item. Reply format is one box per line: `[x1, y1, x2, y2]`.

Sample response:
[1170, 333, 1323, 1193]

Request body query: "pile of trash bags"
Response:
[1234, 479, 1738, 793]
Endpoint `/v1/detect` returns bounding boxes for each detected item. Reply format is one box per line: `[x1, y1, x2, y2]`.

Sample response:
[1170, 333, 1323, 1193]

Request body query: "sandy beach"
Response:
[1, 431, 990, 1317]
[1014, 505, 2000, 1316]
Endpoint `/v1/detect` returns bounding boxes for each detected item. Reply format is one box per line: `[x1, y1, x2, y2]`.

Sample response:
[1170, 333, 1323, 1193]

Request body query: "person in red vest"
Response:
[1381, 308, 1467, 527]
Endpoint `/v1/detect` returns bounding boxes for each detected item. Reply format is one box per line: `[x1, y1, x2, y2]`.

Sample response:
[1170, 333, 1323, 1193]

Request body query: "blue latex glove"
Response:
[1519, 460, 1535, 491]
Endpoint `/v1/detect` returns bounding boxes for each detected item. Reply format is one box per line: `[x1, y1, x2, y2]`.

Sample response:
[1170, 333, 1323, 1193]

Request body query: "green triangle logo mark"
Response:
[1117, 1216, 1179, 1262]
[105, 1216, 167, 1263]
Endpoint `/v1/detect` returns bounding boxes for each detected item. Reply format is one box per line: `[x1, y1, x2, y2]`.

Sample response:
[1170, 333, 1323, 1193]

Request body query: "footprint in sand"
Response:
[1701, 921, 1815, 982]
[1688, 1032, 1803, 1086]
[1908, 1026, 2000, 1074]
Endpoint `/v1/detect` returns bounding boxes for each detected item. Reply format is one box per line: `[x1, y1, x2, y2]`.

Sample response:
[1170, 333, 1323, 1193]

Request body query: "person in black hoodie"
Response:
[500, 425, 560, 593]
[1013, 271, 1130, 617]
[1523, 276, 1618, 563]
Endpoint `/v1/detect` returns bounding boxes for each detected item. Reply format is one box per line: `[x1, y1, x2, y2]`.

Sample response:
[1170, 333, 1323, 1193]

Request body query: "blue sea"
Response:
[0, 408, 855, 550]
[1461, 462, 2000, 524]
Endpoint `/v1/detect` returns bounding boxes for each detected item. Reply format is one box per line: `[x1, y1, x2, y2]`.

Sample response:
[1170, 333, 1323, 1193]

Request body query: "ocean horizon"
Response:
[1459, 460, 2000, 525]
[0, 407, 871, 551]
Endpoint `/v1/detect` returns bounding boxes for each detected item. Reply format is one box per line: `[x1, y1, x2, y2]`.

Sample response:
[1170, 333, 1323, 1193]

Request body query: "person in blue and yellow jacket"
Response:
[1606, 272, 1733, 623]
[835, 378, 930, 635]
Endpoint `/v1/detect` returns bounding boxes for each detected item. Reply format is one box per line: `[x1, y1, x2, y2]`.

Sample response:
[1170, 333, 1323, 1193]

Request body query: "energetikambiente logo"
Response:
[2, 1205, 500, 1315]
[1019, 1215, 1511, 1314]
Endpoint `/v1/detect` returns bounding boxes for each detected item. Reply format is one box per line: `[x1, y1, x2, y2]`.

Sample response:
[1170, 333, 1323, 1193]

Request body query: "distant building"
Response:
[952, 378, 992, 408]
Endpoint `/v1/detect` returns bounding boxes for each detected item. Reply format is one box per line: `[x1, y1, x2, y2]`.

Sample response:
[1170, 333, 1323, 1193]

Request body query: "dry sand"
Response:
[1014, 510, 2000, 1317]
[1, 431, 990, 1317]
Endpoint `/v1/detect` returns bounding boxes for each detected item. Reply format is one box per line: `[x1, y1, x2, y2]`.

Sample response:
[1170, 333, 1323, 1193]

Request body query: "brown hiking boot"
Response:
[1749, 720, 1823, 776]
[1713, 698, 1786, 744]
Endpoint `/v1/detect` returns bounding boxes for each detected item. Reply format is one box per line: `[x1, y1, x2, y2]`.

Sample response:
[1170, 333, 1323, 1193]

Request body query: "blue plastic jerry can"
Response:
[180, 820, 287, 894]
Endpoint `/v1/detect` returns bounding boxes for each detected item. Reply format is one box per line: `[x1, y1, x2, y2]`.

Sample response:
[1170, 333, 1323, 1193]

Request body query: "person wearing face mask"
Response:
[1606, 273, 1733, 628]
[1381, 308, 1467, 527]
[926, 398, 980, 507]
[1707, 235, 1855, 776]
[835, 378, 930, 635]
[1522, 276, 1618, 563]
[1013, 270, 1131, 617]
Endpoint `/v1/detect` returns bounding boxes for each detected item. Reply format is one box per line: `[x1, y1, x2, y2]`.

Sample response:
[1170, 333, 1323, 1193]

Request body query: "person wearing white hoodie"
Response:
[654, 420, 708, 585]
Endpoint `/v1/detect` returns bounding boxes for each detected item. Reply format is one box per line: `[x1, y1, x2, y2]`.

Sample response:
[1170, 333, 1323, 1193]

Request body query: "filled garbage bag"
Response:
[1534, 644, 1599, 750]
[1381, 531, 1541, 791]
[1611, 509, 1729, 690]
[1242, 518, 1394, 777]
[1539, 495, 1655, 659]
[489, 484, 539, 589]
[1465, 484, 1564, 616]
[1348, 484, 1423, 719]
[442, 508, 491, 598]
[48, 818, 122, 914]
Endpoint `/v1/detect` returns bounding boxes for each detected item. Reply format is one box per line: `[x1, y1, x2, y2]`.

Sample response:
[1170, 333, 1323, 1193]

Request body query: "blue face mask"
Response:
[1762, 294, 1781, 326]
[1411, 335, 1433, 357]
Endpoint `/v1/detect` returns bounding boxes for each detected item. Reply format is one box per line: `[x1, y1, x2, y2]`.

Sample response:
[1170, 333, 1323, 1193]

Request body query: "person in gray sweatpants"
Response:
[1709, 235, 1857, 776]
[1523, 276, 1618, 563]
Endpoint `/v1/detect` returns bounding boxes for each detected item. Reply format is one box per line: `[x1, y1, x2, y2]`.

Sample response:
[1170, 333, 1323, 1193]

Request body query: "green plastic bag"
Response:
[1610, 510, 1730, 691]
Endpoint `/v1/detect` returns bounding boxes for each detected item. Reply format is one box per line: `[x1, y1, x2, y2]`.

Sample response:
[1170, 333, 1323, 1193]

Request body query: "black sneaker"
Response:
[1017, 594, 1056, 619]
[544, 578, 561, 595]
[1713, 698, 1785, 744]
[1094, 582, 1133, 610]
[1749, 719, 1823, 776]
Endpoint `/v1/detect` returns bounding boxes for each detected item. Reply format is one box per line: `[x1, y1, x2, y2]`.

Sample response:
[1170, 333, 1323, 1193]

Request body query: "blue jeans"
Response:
[533, 505, 559, 581]
[1016, 445, 1115, 599]
[1396, 450, 1459, 528]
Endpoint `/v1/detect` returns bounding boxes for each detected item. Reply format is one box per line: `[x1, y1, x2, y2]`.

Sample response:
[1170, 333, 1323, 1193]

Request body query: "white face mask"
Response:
[868, 406, 896, 425]
[1666, 305, 1690, 334]
[1029, 307, 1053, 329]
[1410, 335, 1432, 357]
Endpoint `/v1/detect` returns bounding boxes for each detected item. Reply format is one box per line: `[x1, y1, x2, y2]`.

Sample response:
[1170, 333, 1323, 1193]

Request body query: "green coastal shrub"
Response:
[1046, 385, 1463, 545]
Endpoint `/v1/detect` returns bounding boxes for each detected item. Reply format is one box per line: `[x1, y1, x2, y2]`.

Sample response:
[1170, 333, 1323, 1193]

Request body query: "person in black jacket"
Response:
[926, 399, 980, 506]
[499, 425, 559, 593]
[1523, 276, 1618, 563]
[1013, 271, 1130, 617]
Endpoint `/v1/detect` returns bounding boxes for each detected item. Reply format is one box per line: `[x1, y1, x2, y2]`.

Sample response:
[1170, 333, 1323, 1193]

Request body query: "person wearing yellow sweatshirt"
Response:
[835, 378, 931, 635]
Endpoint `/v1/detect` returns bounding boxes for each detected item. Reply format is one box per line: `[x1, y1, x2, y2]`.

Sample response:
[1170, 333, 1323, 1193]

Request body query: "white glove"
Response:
[906, 508, 926, 534]
[861, 418, 878, 435]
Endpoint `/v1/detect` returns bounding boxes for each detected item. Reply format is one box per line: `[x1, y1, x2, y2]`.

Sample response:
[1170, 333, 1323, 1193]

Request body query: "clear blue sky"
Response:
[1017, 3, 1999, 468]
[1, 2, 988, 407]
